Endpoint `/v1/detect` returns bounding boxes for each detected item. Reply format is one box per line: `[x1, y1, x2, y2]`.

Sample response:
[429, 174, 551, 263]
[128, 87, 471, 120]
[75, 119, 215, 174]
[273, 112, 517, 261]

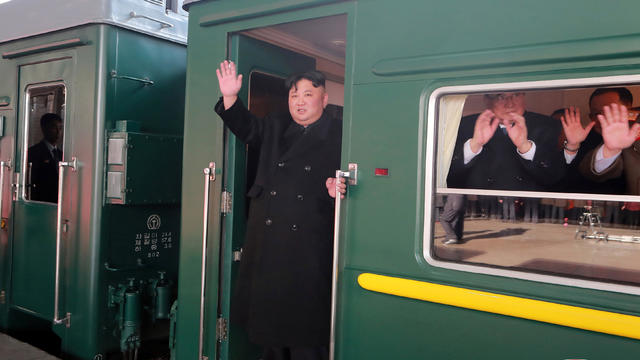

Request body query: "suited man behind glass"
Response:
[28, 113, 63, 203]
[447, 92, 565, 191]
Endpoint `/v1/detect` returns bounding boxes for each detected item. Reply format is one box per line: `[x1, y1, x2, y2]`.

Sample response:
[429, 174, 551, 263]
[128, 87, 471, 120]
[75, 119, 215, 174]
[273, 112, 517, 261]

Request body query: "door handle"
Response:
[53, 157, 76, 327]
[0, 160, 11, 227]
[330, 163, 357, 360]
[199, 162, 216, 360]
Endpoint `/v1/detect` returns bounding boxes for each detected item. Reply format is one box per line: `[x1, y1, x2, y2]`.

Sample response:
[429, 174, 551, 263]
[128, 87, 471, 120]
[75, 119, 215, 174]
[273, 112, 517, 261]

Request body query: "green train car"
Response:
[0, 1, 187, 359]
[176, 0, 640, 359]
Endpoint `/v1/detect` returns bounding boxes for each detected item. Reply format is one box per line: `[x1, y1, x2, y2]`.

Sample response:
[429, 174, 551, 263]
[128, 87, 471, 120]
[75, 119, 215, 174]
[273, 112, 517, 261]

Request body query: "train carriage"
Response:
[0, 0, 188, 358]
[176, 1, 640, 360]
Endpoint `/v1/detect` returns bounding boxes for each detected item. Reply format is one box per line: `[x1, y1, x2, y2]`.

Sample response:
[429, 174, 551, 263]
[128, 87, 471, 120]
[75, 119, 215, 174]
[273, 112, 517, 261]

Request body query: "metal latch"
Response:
[216, 317, 228, 341]
[221, 191, 232, 214]
[232, 249, 242, 262]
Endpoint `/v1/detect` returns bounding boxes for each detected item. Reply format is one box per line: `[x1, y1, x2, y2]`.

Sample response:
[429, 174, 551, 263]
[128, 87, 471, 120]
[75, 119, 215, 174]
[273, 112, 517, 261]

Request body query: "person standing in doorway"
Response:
[215, 60, 341, 360]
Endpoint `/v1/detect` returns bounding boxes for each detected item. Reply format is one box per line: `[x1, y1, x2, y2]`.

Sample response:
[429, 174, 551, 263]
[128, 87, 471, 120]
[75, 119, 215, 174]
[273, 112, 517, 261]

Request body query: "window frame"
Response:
[21, 81, 67, 203]
[423, 74, 640, 296]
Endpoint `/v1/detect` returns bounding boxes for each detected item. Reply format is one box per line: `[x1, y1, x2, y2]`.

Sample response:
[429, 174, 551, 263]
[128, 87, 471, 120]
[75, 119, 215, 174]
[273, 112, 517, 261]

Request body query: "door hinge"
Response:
[0, 290, 5, 304]
[221, 191, 232, 214]
[216, 317, 228, 342]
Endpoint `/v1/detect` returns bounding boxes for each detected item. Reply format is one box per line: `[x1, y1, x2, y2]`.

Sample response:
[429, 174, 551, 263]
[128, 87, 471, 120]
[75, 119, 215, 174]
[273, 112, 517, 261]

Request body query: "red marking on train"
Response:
[375, 168, 389, 176]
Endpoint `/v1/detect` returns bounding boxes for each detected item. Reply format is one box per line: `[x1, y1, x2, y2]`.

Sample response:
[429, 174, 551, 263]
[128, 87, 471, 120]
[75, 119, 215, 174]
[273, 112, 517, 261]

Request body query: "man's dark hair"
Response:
[285, 70, 326, 91]
[40, 113, 62, 130]
[589, 87, 633, 107]
[550, 108, 566, 118]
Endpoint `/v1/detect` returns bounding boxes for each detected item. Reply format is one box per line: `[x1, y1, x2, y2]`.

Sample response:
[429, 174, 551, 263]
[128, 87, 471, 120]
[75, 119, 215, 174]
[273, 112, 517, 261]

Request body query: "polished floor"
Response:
[434, 217, 640, 285]
[0, 332, 60, 360]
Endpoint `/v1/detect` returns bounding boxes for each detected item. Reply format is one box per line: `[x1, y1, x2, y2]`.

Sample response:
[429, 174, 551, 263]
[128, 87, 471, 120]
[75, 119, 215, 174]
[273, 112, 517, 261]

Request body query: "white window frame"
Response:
[423, 74, 640, 296]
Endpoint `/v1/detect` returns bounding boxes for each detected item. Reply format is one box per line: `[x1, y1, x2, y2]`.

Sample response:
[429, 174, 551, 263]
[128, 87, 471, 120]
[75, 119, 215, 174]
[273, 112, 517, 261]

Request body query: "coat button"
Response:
[304, 165, 311, 172]
[291, 224, 298, 231]
[539, 161, 548, 168]
[277, 161, 285, 168]
[515, 176, 523, 181]
[265, 219, 272, 226]
[270, 190, 277, 196]
[297, 194, 304, 200]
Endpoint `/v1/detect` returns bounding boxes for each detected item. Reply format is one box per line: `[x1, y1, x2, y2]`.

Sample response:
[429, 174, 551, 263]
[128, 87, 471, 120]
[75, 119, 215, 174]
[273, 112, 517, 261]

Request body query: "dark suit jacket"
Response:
[215, 98, 342, 346]
[447, 111, 565, 191]
[27, 140, 60, 202]
[579, 139, 640, 195]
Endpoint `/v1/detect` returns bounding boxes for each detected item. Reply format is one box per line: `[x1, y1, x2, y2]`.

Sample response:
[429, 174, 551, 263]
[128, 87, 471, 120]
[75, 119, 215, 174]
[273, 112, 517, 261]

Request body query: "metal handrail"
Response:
[0, 160, 12, 226]
[329, 166, 356, 360]
[199, 162, 216, 360]
[53, 157, 76, 327]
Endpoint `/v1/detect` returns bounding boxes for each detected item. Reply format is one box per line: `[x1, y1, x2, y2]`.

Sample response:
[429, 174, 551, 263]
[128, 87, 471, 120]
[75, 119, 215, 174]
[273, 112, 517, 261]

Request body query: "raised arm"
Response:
[469, 109, 499, 153]
[216, 60, 243, 110]
[561, 106, 594, 154]
[598, 104, 640, 158]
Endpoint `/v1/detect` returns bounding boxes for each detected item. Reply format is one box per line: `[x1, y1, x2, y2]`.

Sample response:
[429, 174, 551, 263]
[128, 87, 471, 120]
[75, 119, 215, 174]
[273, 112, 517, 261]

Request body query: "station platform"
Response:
[0, 332, 60, 360]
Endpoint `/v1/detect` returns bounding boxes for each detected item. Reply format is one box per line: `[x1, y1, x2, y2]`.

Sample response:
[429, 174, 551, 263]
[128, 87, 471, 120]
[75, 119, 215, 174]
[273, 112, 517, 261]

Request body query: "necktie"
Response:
[52, 148, 62, 162]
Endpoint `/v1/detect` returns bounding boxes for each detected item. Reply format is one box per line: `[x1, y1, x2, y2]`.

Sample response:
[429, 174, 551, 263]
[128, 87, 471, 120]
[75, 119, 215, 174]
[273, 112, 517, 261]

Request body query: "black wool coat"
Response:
[215, 98, 342, 346]
[27, 140, 60, 202]
[447, 111, 566, 191]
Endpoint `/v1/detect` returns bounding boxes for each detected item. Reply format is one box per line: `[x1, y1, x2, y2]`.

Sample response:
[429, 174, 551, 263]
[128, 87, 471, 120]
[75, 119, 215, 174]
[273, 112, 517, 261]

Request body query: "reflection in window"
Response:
[432, 83, 640, 289]
[24, 84, 65, 203]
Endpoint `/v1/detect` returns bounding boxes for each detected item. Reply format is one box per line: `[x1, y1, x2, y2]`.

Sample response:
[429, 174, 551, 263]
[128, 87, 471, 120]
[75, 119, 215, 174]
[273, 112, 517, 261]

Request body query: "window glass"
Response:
[24, 83, 66, 203]
[431, 83, 640, 289]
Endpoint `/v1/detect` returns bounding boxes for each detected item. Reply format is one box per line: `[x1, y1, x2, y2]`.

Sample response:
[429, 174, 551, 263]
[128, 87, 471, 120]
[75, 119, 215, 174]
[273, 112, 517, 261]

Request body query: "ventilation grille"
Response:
[144, 0, 165, 6]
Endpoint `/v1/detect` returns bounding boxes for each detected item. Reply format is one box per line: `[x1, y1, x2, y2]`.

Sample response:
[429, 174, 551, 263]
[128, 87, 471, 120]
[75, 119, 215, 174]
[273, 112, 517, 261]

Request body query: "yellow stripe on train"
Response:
[357, 273, 640, 340]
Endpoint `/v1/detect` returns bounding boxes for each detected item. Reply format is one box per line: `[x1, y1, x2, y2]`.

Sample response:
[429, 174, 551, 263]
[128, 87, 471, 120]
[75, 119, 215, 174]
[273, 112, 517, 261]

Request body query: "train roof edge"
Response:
[181, 0, 202, 12]
[0, 0, 188, 45]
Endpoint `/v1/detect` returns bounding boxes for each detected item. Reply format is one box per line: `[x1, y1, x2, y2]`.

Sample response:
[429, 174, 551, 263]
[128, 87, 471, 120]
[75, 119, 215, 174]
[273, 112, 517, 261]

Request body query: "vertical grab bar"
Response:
[330, 163, 357, 360]
[54, 157, 76, 327]
[0, 160, 11, 225]
[199, 162, 216, 360]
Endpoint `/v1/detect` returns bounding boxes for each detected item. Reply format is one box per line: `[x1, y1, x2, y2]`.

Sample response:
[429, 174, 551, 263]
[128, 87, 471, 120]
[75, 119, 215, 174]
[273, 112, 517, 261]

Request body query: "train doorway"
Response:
[8, 57, 78, 351]
[218, 15, 347, 360]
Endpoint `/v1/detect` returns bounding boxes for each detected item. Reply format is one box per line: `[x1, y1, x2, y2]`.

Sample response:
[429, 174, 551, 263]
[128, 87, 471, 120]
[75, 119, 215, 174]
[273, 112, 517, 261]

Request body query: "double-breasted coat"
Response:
[215, 98, 342, 346]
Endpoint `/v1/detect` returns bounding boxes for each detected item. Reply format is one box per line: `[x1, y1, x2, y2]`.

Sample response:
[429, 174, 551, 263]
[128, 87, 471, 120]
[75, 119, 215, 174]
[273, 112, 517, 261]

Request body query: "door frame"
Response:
[176, 2, 355, 359]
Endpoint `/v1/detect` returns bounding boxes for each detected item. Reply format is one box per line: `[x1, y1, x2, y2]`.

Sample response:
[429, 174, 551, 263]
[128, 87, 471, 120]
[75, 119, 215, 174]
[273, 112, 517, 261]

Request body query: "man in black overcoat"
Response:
[28, 113, 63, 203]
[214, 61, 341, 360]
[447, 92, 567, 191]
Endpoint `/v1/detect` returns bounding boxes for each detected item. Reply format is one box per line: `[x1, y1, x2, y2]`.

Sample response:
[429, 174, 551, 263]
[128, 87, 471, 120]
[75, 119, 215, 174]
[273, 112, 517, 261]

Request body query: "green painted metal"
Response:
[180, 0, 640, 359]
[176, 1, 351, 359]
[12, 58, 74, 321]
[0, 23, 185, 359]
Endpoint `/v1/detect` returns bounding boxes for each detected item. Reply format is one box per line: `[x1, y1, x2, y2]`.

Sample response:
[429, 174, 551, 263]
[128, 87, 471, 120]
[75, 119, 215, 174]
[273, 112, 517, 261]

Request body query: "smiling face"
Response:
[288, 79, 329, 126]
[486, 92, 526, 123]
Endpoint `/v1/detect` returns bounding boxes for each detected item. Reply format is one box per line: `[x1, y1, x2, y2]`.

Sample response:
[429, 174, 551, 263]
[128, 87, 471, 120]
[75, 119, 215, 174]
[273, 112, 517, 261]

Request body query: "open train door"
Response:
[175, 33, 314, 360]
[219, 34, 316, 360]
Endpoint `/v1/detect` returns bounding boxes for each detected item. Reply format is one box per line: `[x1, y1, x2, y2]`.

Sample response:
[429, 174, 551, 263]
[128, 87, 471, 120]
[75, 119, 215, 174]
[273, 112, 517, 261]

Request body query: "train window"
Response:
[426, 77, 640, 294]
[22, 83, 66, 203]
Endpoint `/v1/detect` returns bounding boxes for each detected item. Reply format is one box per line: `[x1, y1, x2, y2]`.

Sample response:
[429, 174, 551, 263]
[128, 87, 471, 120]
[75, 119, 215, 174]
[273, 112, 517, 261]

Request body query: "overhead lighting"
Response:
[0, 0, 13, 4]
[331, 39, 345, 47]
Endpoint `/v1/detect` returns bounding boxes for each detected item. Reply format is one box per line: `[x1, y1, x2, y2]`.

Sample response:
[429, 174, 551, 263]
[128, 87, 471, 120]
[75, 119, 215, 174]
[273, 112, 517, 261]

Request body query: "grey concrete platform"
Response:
[0, 333, 60, 360]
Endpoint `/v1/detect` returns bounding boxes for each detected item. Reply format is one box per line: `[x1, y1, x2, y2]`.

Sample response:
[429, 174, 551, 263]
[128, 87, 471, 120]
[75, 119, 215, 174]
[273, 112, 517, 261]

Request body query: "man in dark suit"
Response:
[28, 113, 63, 203]
[215, 61, 341, 360]
[447, 92, 566, 191]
